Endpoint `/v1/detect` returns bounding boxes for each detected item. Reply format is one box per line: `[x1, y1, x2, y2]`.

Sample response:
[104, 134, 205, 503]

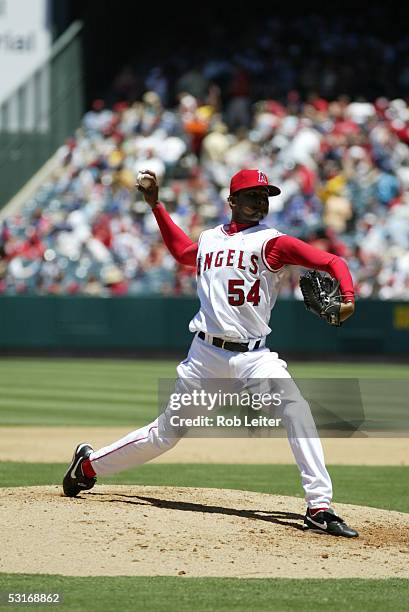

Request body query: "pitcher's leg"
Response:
[89, 410, 182, 476]
[237, 350, 332, 508]
[64, 353, 197, 484]
[279, 389, 334, 507]
[81, 339, 214, 477]
[63, 335, 231, 496]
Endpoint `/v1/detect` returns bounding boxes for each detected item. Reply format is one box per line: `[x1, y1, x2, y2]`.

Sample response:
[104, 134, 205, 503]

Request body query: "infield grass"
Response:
[0, 575, 408, 612]
[0, 358, 407, 426]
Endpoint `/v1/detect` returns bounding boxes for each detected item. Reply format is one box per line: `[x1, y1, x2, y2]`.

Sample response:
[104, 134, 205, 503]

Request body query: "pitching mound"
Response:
[1, 486, 409, 578]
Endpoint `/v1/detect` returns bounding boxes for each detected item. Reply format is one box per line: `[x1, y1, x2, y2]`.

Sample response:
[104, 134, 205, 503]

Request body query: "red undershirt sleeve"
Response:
[265, 234, 355, 303]
[152, 202, 198, 267]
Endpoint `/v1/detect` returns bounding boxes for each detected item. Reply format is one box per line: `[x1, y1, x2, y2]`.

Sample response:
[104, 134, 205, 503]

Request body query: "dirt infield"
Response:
[1, 485, 408, 578]
[0, 427, 409, 465]
[0, 427, 408, 464]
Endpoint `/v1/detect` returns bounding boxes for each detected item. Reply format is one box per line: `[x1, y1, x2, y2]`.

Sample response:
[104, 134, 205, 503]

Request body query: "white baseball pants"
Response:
[90, 334, 332, 509]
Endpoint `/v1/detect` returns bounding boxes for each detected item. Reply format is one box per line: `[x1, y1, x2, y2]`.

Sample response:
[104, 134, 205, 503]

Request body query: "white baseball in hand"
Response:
[137, 171, 156, 189]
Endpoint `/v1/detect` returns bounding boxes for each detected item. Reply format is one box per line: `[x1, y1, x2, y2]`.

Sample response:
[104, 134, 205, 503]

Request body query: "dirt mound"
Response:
[1, 486, 408, 578]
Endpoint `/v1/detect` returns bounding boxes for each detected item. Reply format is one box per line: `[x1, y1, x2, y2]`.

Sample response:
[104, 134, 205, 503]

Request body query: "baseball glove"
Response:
[299, 271, 343, 327]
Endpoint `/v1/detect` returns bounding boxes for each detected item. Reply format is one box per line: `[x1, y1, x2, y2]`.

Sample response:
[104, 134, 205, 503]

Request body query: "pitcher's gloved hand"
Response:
[299, 270, 346, 326]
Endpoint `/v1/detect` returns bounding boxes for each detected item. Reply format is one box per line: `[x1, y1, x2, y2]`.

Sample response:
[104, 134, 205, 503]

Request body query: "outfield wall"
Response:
[0, 296, 408, 355]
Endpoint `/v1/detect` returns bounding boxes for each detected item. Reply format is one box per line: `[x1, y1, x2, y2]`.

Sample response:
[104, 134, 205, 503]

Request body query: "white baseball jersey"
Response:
[189, 224, 285, 340]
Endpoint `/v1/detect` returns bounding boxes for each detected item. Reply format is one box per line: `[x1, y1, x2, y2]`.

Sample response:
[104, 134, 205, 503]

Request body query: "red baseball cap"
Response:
[229, 169, 281, 196]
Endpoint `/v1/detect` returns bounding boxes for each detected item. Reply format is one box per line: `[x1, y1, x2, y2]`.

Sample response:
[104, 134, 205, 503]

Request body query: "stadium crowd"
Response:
[1, 90, 408, 300]
[0, 10, 408, 299]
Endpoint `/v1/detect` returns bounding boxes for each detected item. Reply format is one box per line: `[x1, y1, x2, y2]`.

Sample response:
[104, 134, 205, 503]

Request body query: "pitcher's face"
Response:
[229, 187, 269, 223]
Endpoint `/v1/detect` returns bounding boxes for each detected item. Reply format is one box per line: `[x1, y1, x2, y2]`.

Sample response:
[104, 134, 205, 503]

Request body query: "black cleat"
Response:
[303, 507, 359, 538]
[63, 443, 96, 497]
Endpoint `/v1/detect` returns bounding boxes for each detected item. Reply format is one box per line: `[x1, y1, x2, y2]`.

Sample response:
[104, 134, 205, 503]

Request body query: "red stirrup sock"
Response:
[309, 507, 329, 516]
[82, 458, 96, 478]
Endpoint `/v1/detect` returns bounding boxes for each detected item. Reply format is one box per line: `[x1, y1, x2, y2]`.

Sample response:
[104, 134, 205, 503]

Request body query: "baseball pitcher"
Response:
[63, 168, 358, 537]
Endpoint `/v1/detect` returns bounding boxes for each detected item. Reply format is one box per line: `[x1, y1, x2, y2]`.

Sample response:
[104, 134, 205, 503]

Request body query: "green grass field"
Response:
[0, 358, 408, 611]
[1, 575, 408, 612]
[0, 358, 407, 426]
